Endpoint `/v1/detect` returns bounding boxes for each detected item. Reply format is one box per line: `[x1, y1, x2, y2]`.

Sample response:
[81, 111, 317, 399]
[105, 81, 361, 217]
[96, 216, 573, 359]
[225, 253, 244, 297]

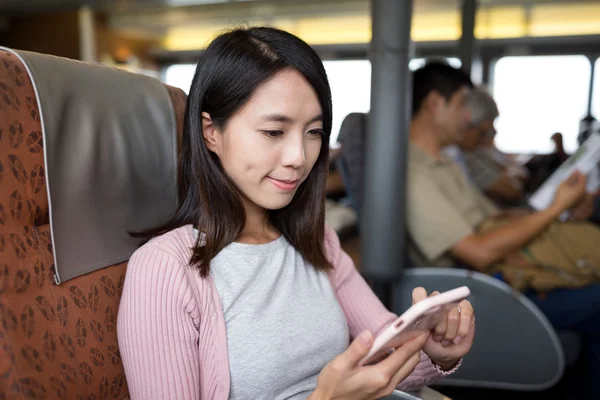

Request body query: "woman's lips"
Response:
[267, 177, 299, 190]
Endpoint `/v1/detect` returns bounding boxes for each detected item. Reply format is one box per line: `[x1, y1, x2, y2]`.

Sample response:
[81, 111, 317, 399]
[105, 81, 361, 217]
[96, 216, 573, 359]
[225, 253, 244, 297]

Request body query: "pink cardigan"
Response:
[117, 225, 456, 399]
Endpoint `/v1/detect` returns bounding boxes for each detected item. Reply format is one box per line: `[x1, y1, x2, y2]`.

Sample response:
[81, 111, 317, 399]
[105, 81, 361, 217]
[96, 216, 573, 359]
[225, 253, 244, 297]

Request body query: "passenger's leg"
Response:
[523, 221, 600, 285]
[527, 284, 600, 398]
[589, 195, 600, 225]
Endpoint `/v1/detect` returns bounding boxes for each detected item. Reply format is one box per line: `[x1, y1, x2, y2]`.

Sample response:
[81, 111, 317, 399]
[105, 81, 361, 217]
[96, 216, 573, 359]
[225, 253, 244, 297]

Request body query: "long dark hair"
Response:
[144, 27, 333, 277]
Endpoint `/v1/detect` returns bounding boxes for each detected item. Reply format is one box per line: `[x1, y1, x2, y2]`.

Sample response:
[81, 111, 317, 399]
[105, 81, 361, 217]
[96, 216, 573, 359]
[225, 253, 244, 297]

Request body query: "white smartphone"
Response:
[359, 286, 471, 366]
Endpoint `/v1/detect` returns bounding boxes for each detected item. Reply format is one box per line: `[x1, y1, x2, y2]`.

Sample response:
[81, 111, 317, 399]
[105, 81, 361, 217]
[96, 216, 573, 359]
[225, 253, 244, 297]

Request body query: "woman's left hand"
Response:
[412, 287, 476, 370]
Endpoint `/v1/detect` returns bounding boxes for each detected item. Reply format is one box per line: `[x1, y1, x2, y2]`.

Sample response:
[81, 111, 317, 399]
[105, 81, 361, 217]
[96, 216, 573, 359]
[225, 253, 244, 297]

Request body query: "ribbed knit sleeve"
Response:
[117, 245, 201, 400]
[324, 226, 457, 392]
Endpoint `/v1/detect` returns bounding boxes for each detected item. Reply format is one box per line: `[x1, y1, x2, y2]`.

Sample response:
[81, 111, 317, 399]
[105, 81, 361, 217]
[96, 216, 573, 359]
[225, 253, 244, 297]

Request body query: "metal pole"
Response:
[78, 6, 97, 62]
[587, 56, 596, 116]
[459, 0, 477, 76]
[361, 0, 413, 296]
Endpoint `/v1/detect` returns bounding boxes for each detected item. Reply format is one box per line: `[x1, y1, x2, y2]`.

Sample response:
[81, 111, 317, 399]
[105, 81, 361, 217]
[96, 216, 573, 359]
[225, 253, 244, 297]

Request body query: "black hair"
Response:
[140, 26, 333, 277]
[412, 61, 473, 117]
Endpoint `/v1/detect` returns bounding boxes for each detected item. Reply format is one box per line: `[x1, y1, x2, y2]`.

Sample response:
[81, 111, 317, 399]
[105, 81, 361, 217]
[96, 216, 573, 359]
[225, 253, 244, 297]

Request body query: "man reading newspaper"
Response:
[407, 63, 600, 398]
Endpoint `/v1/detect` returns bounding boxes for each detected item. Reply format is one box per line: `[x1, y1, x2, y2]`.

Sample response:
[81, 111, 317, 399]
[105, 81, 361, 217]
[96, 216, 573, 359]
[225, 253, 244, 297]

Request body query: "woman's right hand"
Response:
[309, 330, 429, 400]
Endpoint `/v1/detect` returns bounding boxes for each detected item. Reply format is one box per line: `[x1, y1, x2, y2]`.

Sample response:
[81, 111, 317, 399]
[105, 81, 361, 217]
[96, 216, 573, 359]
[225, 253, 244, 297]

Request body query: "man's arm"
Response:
[452, 172, 588, 270]
[450, 205, 562, 271]
[490, 208, 532, 220]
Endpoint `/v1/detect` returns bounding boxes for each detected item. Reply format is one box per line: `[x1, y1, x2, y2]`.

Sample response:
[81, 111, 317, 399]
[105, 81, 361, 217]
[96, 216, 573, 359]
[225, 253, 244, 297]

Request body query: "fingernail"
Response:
[442, 340, 450, 347]
[454, 336, 462, 345]
[434, 335, 443, 342]
[359, 331, 372, 346]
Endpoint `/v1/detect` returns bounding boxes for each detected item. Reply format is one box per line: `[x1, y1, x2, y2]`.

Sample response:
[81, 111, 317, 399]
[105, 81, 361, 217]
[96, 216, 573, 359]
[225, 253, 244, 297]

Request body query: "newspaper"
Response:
[529, 133, 600, 211]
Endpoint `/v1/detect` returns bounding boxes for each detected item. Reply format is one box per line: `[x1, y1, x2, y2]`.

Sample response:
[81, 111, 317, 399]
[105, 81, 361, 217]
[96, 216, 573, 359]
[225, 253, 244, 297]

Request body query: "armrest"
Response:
[381, 390, 422, 400]
[391, 268, 565, 391]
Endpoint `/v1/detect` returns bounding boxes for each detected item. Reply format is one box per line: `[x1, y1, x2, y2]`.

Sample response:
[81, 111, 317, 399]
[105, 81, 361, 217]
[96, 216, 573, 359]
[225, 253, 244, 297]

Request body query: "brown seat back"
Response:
[0, 48, 187, 399]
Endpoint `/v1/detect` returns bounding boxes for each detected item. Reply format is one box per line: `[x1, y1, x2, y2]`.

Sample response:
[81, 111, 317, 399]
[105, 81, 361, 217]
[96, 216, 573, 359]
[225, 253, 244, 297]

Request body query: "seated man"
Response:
[406, 62, 600, 398]
[461, 88, 599, 219]
[449, 87, 526, 206]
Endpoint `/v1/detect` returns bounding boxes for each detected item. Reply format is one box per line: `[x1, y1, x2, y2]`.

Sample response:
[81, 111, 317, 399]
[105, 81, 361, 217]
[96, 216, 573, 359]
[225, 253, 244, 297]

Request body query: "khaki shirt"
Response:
[407, 144, 498, 267]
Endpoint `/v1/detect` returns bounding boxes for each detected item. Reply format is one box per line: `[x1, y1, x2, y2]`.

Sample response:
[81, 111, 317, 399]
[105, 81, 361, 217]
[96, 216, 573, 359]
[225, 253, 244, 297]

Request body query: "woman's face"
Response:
[203, 68, 324, 214]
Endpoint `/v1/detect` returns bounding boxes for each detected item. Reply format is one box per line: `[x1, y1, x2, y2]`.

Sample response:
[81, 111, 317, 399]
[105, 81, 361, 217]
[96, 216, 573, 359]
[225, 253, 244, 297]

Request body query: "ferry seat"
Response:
[0, 47, 186, 399]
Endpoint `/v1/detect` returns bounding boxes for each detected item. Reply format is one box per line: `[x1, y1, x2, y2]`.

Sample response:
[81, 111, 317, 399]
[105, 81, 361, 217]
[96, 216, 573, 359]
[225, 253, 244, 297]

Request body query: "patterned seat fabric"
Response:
[0, 49, 187, 400]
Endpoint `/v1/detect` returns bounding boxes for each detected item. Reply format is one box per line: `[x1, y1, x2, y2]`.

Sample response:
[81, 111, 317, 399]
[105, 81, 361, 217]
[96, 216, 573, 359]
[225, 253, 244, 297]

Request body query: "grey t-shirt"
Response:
[210, 235, 349, 400]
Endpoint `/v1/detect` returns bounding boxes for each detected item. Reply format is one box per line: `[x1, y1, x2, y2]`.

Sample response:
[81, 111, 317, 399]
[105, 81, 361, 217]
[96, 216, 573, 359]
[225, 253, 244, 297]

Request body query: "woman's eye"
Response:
[308, 129, 325, 137]
[261, 130, 284, 138]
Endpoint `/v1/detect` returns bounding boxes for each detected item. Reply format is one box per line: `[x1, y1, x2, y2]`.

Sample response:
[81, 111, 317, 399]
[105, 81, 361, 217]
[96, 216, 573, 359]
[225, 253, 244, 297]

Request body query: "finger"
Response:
[456, 313, 476, 353]
[567, 171, 583, 185]
[465, 314, 476, 344]
[379, 351, 422, 398]
[391, 351, 421, 385]
[433, 310, 447, 342]
[339, 330, 373, 366]
[412, 287, 427, 305]
[426, 291, 447, 341]
[575, 171, 587, 186]
[377, 332, 429, 377]
[455, 300, 474, 345]
[443, 306, 460, 345]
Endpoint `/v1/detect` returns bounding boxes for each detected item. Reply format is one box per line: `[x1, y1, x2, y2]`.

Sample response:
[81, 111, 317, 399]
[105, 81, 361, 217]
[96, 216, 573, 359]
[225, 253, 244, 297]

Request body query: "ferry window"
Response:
[324, 57, 460, 143]
[322, 60, 372, 144]
[492, 55, 591, 154]
[590, 57, 600, 122]
[164, 63, 196, 94]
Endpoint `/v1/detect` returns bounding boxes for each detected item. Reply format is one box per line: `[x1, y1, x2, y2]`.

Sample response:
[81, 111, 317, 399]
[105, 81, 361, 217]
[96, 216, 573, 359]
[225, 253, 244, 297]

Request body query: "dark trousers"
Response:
[527, 284, 600, 398]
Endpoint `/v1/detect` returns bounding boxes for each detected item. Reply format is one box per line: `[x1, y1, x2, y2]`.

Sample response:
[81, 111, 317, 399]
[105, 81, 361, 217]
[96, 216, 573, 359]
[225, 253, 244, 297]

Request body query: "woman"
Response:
[117, 27, 475, 400]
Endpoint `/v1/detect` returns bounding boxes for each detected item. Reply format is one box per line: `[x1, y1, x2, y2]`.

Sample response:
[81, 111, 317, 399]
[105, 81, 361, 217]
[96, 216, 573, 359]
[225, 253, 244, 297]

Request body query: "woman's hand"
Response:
[309, 330, 429, 400]
[412, 287, 476, 370]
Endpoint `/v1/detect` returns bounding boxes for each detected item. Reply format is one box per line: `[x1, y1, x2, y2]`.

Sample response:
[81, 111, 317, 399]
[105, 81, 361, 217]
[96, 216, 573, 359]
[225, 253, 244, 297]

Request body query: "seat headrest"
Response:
[2, 48, 178, 284]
